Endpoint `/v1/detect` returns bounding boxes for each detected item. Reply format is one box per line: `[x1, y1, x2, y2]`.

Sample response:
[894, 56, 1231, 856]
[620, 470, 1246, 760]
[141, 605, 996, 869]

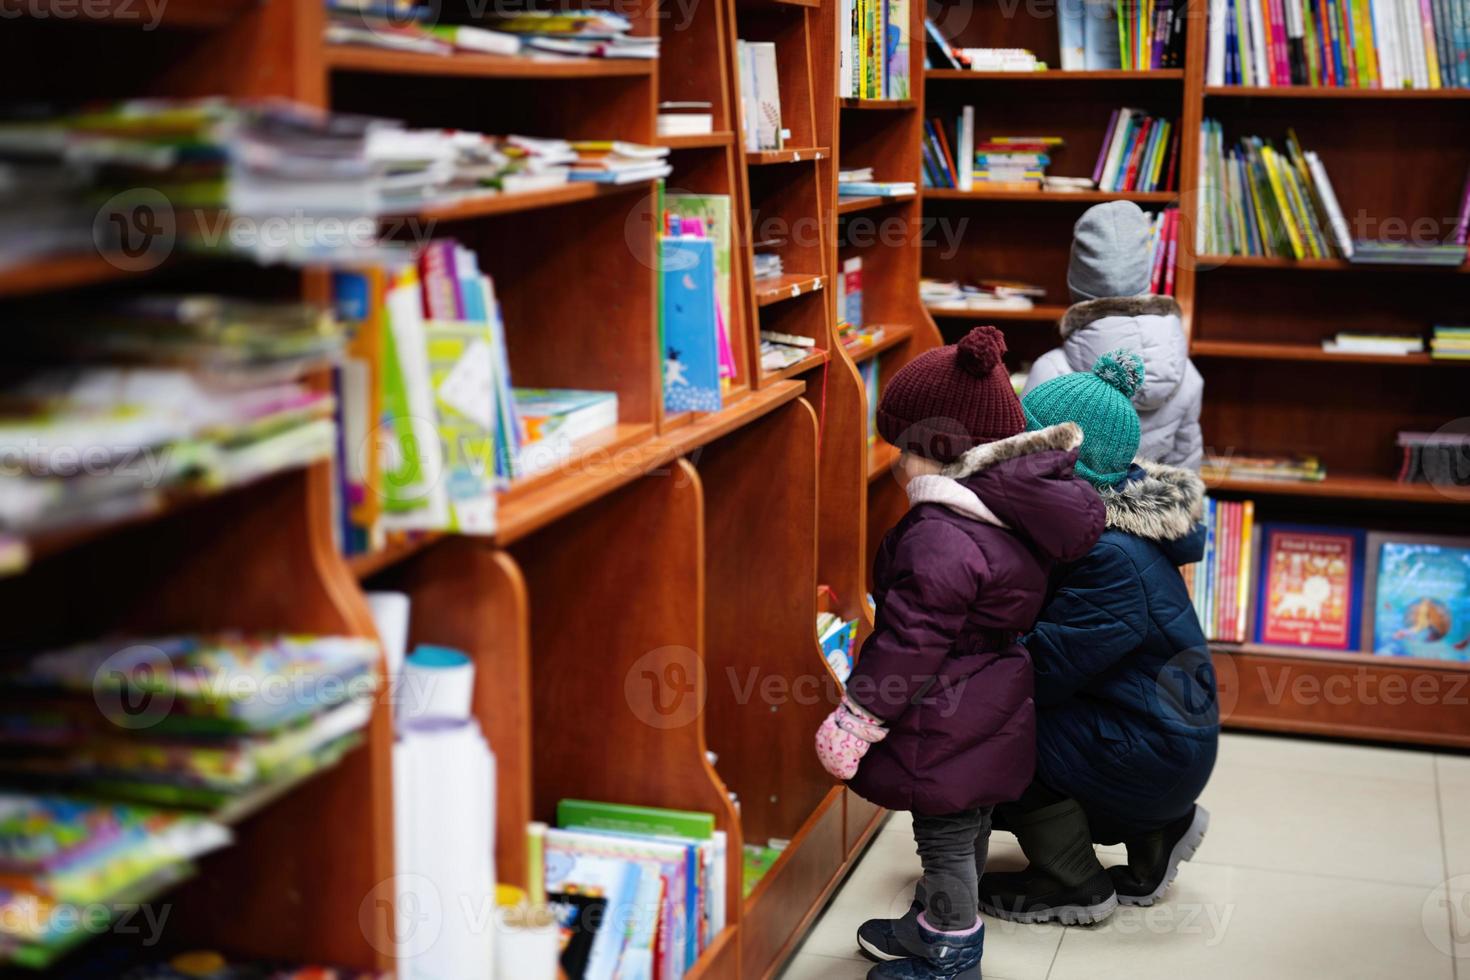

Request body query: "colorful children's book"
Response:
[423, 321, 497, 533]
[1366, 534, 1470, 661]
[1253, 523, 1366, 650]
[663, 197, 738, 385]
[661, 236, 724, 414]
[545, 850, 641, 980]
[557, 800, 715, 840]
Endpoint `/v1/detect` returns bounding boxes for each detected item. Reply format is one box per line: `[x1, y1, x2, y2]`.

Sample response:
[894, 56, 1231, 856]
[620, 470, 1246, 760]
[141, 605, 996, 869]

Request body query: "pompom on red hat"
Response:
[875, 325, 1026, 464]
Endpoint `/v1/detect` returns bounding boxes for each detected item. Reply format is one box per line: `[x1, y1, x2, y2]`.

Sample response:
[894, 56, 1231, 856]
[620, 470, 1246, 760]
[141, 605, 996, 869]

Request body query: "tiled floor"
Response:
[779, 732, 1470, 980]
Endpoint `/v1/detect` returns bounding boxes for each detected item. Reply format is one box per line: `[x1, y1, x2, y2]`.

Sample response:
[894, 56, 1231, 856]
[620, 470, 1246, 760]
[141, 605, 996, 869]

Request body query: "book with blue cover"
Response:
[661, 237, 723, 414]
[1367, 535, 1470, 661]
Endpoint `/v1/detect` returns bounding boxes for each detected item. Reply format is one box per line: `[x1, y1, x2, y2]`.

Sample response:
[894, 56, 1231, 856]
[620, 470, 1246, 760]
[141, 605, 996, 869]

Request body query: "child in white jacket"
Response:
[1022, 201, 1203, 471]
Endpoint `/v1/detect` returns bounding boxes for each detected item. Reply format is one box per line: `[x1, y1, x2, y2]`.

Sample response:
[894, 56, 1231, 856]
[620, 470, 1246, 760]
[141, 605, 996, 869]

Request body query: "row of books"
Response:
[0, 296, 343, 566]
[333, 242, 618, 550]
[1094, 108, 1180, 193]
[1204, 0, 1470, 88]
[662, 197, 739, 414]
[544, 800, 728, 980]
[921, 108, 1071, 190]
[736, 41, 784, 152]
[1432, 324, 1470, 358]
[838, 167, 918, 197]
[1188, 509, 1470, 660]
[922, 2, 1185, 73]
[325, 4, 659, 60]
[1146, 206, 1183, 295]
[1196, 121, 1352, 258]
[0, 796, 230, 968]
[1202, 452, 1327, 482]
[839, 0, 913, 98]
[0, 631, 380, 965]
[0, 98, 671, 271]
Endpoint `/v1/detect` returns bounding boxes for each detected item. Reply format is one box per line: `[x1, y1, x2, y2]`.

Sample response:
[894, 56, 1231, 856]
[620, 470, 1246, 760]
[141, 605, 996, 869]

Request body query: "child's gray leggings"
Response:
[912, 806, 994, 931]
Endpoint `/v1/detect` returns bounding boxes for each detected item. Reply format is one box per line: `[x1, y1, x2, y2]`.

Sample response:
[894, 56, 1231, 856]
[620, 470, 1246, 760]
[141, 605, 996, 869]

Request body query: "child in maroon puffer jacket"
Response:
[815, 326, 1105, 980]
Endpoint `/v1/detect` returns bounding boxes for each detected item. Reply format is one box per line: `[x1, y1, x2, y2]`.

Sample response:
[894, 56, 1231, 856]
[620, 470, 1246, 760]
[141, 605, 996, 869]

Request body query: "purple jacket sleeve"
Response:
[845, 519, 982, 724]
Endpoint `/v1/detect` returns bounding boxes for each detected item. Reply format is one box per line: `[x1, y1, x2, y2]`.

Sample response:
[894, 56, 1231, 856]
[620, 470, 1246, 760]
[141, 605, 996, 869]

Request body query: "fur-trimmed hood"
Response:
[1098, 459, 1206, 560]
[1058, 296, 1186, 411]
[925, 423, 1103, 564]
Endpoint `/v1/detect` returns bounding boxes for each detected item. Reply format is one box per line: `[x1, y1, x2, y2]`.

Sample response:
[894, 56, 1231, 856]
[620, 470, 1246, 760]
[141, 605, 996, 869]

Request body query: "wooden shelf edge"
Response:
[760, 350, 829, 383]
[325, 45, 658, 79]
[0, 253, 143, 298]
[844, 323, 916, 361]
[839, 98, 917, 109]
[1194, 254, 1470, 273]
[1212, 641, 1470, 673]
[346, 533, 444, 580]
[1205, 84, 1470, 99]
[868, 443, 899, 483]
[1207, 473, 1470, 504]
[398, 180, 654, 224]
[924, 303, 1067, 322]
[837, 192, 917, 214]
[924, 188, 1177, 204]
[927, 68, 1185, 81]
[1190, 339, 1459, 367]
[747, 146, 830, 164]
[754, 273, 827, 307]
[660, 131, 735, 149]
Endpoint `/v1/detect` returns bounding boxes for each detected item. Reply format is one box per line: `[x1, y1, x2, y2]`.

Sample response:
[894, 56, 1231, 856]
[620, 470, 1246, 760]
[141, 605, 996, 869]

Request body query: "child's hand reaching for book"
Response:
[815, 697, 888, 780]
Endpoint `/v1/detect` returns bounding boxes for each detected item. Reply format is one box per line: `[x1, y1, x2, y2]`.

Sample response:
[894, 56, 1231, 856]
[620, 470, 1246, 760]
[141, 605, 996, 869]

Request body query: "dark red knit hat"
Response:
[876, 326, 1025, 464]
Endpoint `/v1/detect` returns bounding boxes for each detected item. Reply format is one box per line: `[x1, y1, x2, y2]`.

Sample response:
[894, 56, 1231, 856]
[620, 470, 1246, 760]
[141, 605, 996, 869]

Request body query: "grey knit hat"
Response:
[1067, 200, 1153, 303]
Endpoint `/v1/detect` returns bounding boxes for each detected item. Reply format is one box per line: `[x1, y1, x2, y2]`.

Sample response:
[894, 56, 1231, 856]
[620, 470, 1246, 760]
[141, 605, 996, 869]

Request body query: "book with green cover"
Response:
[424, 320, 498, 533]
[557, 799, 715, 840]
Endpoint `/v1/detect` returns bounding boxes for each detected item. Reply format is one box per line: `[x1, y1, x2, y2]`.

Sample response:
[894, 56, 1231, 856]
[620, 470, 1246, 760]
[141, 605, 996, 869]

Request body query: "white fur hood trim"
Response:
[941, 423, 1084, 480]
[1098, 458, 1205, 540]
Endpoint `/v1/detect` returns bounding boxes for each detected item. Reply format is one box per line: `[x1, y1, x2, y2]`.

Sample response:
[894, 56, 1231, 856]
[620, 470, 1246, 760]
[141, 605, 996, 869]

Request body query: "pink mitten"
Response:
[814, 697, 888, 780]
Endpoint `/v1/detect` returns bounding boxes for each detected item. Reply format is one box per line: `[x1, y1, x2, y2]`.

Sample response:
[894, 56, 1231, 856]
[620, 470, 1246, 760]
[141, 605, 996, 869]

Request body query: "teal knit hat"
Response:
[1021, 349, 1145, 489]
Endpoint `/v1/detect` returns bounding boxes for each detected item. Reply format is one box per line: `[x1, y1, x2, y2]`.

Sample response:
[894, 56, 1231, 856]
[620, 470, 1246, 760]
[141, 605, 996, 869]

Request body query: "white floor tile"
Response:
[1196, 761, 1444, 886]
[777, 952, 875, 979]
[1437, 756, 1470, 880]
[1216, 731, 1437, 782]
[1047, 862, 1455, 980]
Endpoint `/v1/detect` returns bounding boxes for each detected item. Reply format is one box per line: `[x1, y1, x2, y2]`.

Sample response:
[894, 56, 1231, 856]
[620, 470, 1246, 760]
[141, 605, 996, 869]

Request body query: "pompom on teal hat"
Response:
[1021, 349, 1145, 489]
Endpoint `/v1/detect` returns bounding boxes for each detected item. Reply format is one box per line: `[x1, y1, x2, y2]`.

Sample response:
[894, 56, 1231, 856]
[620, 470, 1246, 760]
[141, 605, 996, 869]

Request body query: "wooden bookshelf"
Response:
[1189, 339, 1460, 366]
[753, 271, 828, 305]
[1195, 254, 1470, 272]
[325, 45, 659, 79]
[747, 146, 830, 163]
[1204, 84, 1470, 99]
[845, 322, 916, 361]
[927, 68, 1186, 81]
[836, 191, 918, 212]
[0, 253, 143, 298]
[925, 188, 1178, 204]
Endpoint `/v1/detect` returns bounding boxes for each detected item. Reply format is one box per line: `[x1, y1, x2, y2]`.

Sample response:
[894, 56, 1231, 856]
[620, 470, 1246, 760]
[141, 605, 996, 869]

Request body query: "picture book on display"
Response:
[737, 41, 784, 151]
[1253, 523, 1366, 650]
[1366, 534, 1470, 661]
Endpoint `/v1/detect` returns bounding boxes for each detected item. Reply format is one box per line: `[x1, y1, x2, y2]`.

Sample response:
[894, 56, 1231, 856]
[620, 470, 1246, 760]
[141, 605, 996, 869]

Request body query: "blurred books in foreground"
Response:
[921, 277, 1045, 311]
[1432, 326, 1470, 360]
[325, 5, 658, 59]
[1321, 333, 1424, 355]
[1201, 453, 1326, 483]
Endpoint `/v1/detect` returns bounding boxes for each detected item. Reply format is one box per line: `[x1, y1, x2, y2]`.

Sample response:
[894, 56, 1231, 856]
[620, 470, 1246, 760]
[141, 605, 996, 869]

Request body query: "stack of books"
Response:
[0, 296, 343, 546]
[920, 277, 1046, 311]
[2, 634, 380, 809]
[1431, 325, 1470, 359]
[1093, 109, 1180, 193]
[658, 102, 715, 138]
[1321, 332, 1425, 355]
[957, 48, 1046, 71]
[0, 796, 231, 968]
[838, 167, 917, 197]
[839, 0, 912, 97]
[569, 141, 672, 185]
[1197, 122, 1353, 259]
[545, 800, 728, 980]
[1201, 452, 1327, 482]
[972, 136, 1062, 189]
[1056, 0, 1186, 69]
[1147, 207, 1182, 295]
[1205, 0, 1470, 88]
[469, 9, 658, 59]
[1181, 496, 1256, 643]
[1348, 241, 1468, 266]
[920, 117, 960, 188]
[737, 41, 784, 151]
[752, 250, 783, 281]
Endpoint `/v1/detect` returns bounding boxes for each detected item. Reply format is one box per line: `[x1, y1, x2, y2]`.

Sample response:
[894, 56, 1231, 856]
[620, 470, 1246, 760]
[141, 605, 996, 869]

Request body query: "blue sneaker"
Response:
[865, 916, 984, 979]
[857, 901, 922, 962]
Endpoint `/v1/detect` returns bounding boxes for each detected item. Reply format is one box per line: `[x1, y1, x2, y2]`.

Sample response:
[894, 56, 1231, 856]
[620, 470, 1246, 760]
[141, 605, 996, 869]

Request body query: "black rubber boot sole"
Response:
[1112, 805, 1210, 907]
[977, 870, 1118, 926]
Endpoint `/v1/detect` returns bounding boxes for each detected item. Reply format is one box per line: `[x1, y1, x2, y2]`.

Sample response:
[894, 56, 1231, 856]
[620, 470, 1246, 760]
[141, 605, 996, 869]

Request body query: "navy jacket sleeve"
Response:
[846, 519, 982, 724]
[1024, 540, 1148, 707]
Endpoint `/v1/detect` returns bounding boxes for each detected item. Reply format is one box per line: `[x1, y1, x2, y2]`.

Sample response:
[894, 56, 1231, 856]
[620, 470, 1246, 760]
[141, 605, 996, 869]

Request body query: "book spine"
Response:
[1092, 108, 1121, 185]
[1237, 500, 1255, 642]
[1164, 208, 1181, 294]
[1454, 170, 1470, 243]
[957, 105, 974, 192]
[1422, 0, 1445, 83]
[1210, 0, 1229, 81]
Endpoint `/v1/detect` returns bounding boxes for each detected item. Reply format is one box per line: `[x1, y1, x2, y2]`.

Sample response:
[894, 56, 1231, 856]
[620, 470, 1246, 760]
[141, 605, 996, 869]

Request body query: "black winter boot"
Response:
[977, 798, 1117, 925]
[1106, 805, 1210, 906]
[857, 901, 923, 962]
